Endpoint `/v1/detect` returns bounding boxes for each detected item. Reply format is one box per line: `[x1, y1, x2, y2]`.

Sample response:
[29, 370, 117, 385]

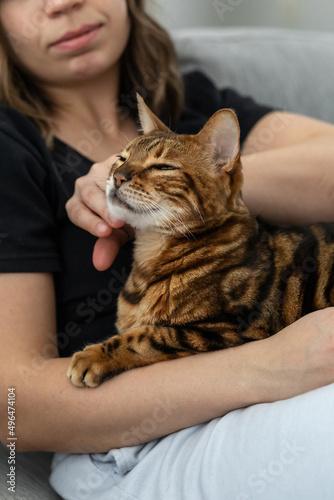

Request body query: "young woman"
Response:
[1, 1, 334, 499]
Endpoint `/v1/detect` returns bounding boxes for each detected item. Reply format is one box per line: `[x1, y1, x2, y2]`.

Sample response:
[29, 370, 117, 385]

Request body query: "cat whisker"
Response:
[149, 201, 197, 240]
[141, 200, 174, 233]
[192, 203, 205, 224]
[142, 200, 173, 229]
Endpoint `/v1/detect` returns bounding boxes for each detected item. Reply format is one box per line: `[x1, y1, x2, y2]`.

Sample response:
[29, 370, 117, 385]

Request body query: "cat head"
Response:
[106, 95, 247, 235]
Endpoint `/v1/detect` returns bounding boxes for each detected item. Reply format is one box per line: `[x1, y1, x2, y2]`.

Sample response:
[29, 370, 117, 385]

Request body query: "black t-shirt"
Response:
[0, 72, 273, 357]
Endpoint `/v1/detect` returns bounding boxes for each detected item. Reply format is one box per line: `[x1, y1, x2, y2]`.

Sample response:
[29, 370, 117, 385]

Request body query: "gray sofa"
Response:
[1, 27, 334, 500]
[174, 27, 334, 124]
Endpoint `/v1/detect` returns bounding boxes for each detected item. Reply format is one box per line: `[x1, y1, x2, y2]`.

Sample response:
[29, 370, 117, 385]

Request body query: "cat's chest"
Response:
[116, 274, 187, 331]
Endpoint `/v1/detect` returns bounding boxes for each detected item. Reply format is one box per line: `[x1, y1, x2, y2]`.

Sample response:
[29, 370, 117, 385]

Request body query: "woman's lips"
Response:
[50, 24, 102, 51]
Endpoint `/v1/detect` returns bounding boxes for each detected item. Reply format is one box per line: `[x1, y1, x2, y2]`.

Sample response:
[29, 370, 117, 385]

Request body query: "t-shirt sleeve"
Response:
[219, 87, 275, 145]
[0, 110, 61, 273]
[181, 71, 275, 145]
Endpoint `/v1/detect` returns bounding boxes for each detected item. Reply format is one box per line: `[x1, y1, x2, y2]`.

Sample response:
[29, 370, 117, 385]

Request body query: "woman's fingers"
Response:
[93, 226, 135, 271]
[65, 156, 134, 268]
[66, 196, 113, 237]
[66, 156, 124, 236]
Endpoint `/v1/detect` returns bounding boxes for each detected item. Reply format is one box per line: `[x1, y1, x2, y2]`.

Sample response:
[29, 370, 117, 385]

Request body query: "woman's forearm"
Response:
[7, 308, 334, 453]
[7, 345, 266, 453]
[242, 133, 334, 225]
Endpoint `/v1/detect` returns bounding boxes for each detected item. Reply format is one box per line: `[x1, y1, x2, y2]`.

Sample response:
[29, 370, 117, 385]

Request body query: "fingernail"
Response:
[109, 216, 124, 228]
[97, 222, 110, 234]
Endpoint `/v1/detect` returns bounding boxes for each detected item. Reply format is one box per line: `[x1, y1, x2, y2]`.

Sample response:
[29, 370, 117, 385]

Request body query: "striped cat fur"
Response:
[68, 95, 334, 387]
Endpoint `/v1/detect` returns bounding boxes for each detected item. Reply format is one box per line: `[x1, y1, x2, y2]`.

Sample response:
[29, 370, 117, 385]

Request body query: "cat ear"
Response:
[136, 93, 170, 134]
[197, 109, 240, 173]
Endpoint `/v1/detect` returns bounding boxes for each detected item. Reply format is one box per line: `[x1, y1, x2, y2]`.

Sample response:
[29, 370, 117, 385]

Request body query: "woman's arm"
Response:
[242, 111, 334, 224]
[1, 272, 334, 454]
[66, 112, 334, 271]
[1, 272, 257, 453]
[15, 110, 331, 454]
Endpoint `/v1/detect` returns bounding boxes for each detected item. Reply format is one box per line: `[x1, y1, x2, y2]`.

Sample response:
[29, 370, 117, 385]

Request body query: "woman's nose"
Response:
[45, 0, 84, 17]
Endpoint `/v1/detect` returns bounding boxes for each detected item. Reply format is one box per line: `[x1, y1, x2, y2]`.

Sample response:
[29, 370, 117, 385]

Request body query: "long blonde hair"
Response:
[0, 0, 184, 147]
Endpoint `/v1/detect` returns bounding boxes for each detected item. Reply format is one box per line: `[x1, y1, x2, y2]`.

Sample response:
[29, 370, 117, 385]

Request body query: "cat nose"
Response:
[114, 170, 132, 188]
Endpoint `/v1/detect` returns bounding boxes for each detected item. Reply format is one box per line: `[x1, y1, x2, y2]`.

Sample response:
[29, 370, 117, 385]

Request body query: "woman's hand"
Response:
[256, 308, 334, 401]
[65, 156, 134, 271]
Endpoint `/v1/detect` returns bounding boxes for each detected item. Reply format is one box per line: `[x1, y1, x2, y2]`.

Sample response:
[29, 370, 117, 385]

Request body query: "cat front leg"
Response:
[67, 326, 192, 388]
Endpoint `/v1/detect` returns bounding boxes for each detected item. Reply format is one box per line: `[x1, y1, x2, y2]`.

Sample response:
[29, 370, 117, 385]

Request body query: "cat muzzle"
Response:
[114, 170, 132, 188]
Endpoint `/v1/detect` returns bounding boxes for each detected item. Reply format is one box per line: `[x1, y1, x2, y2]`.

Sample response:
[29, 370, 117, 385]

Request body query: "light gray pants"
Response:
[50, 383, 334, 500]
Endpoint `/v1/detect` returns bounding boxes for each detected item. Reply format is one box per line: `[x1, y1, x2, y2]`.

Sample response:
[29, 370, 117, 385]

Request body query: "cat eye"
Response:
[116, 155, 127, 162]
[149, 164, 178, 171]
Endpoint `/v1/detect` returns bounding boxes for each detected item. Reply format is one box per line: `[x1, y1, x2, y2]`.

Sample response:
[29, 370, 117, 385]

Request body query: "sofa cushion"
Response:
[174, 27, 334, 123]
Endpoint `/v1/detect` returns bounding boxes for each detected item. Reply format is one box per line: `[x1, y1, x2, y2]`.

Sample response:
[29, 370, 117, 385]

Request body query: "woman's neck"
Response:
[45, 66, 138, 161]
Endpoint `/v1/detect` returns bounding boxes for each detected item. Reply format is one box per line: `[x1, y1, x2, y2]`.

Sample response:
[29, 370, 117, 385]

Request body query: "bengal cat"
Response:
[67, 95, 334, 387]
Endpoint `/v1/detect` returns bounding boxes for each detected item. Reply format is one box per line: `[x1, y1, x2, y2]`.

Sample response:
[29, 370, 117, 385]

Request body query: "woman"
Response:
[0, 1, 334, 499]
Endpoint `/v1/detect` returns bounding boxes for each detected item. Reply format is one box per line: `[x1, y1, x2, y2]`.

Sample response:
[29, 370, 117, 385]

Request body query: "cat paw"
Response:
[67, 343, 121, 388]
